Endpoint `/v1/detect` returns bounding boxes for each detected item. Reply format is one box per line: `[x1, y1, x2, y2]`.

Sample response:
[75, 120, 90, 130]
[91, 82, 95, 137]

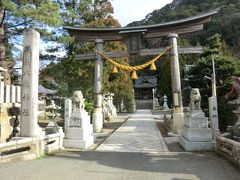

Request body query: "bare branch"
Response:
[5, 29, 22, 35]
[5, 19, 33, 29]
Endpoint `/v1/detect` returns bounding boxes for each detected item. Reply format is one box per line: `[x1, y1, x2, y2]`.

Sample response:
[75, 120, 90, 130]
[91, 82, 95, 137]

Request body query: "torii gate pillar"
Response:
[168, 33, 184, 134]
[92, 39, 104, 133]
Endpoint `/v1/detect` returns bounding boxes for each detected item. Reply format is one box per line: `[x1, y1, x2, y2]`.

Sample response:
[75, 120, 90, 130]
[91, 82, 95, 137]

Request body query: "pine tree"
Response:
[0, 0, 61, 84]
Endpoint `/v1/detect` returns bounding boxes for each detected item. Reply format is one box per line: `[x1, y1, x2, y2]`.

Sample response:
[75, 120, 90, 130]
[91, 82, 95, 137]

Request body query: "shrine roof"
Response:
[134, 76, 157, 88]
[38, 85, 57, 95]
[64, 9, 219, 42]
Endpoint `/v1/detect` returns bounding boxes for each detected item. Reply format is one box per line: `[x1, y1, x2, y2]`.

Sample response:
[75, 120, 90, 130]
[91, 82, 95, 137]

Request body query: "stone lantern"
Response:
[45, 100, 61, 134]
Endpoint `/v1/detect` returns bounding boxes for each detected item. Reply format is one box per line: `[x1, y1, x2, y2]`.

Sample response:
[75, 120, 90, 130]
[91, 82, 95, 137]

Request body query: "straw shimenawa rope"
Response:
[96, 46, 173, 72]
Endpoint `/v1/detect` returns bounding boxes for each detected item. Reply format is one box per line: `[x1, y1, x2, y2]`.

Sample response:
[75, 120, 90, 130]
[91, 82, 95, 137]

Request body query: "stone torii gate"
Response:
[64, 9, 218, 134]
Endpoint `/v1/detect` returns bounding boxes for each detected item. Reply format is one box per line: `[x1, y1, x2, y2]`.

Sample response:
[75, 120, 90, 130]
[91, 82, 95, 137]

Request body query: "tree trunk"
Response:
[0, 12, 11, 85]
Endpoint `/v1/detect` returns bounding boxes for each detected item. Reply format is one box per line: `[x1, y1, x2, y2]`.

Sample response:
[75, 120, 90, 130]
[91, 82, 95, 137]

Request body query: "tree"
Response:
[189, 34, 240, 130]
[0, 0, 61, 84]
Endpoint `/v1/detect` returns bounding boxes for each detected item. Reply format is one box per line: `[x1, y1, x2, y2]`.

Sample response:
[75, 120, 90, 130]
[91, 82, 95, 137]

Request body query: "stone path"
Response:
[1, 151, 240, 180]
[1, 110, 239, 180]
[96, 110, 168, 153]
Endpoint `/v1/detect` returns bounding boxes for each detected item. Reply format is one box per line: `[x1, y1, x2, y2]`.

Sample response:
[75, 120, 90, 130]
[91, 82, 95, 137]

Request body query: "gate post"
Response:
[92, 39, 104, 133]
[168, 33, 184, 134]
[20, 29, 43, 137]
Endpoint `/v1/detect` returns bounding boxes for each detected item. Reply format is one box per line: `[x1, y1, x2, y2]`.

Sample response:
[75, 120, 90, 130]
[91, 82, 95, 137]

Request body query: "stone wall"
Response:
[216, 134, 240, 167]
[0, 78, 21, 142]
[0, 104, 12, 143]
[0, 132, 63, 163]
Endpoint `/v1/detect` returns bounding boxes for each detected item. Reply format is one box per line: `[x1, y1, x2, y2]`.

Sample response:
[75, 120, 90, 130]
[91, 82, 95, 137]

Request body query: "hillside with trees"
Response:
[129, 0, 240, 57]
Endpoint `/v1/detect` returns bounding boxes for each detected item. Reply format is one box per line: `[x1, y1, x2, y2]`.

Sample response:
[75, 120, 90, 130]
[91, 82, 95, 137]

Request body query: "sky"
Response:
[111, 0, 173, 26]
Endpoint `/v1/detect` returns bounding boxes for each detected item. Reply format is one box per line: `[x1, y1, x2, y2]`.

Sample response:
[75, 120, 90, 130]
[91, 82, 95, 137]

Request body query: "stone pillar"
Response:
[0, 80, 4, 103]
[64, 99, 72, 132]
[92, 39, 104, 133]
[16, 86, 21, 103]
[168, 33, 184, 134]
[20, 29, 42, 137]
[209, 96, 219, 140]
[5, 85, 10, 103]
[211, 55, 217, 97]
[152, 88, 155, 109]
[11, 85, 16, 103]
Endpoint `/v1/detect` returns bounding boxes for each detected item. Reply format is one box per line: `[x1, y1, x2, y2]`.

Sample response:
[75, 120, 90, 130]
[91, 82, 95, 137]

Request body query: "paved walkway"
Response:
[1, 151, 239, 180]
[96, 110, 168, 153]
[1, 110, 239, 180]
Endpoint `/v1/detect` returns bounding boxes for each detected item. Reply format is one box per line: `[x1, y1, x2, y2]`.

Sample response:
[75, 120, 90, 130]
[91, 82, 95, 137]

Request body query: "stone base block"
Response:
[45, 126, 59, 135]
[187, 110, 205, 117]
[179, 136, 215, 151]
[65, 125, 93, 139]
[183, 126, 212, 142]
[185, 116, 208, 128]
[63, 137, 94, 149]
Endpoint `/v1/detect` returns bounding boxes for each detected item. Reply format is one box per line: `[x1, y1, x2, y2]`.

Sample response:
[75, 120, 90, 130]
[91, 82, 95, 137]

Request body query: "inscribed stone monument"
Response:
[20, 29, 43, 137]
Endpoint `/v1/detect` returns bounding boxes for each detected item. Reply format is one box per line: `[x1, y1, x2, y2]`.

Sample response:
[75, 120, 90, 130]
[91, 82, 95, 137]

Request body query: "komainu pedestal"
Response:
[63, 91, 94, 149]
[179, 89, 214, 151]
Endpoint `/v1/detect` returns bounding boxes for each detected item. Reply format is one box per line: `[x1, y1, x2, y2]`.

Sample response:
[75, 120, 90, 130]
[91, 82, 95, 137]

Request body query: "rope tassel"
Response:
[150, 63, 157, 71]
[131, 71, 138, 80]
[112, 66, 118, 73]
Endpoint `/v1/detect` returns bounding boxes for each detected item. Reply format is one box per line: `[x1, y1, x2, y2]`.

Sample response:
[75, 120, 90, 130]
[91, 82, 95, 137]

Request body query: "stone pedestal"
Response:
[63, 110, 94, 149]
[63, 96, 94, 149]
[45, 121, 60, 135]
[179, 110, 214, 151]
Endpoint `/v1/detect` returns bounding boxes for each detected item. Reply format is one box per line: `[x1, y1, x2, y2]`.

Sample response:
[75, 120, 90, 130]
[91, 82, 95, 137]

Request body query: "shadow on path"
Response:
[45, 150, 240, 179]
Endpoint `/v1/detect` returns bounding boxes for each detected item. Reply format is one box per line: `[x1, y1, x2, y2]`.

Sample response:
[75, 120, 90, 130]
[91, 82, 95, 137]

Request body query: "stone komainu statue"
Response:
[72, 91, 85, 110]
[189, 88, 201, 110]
